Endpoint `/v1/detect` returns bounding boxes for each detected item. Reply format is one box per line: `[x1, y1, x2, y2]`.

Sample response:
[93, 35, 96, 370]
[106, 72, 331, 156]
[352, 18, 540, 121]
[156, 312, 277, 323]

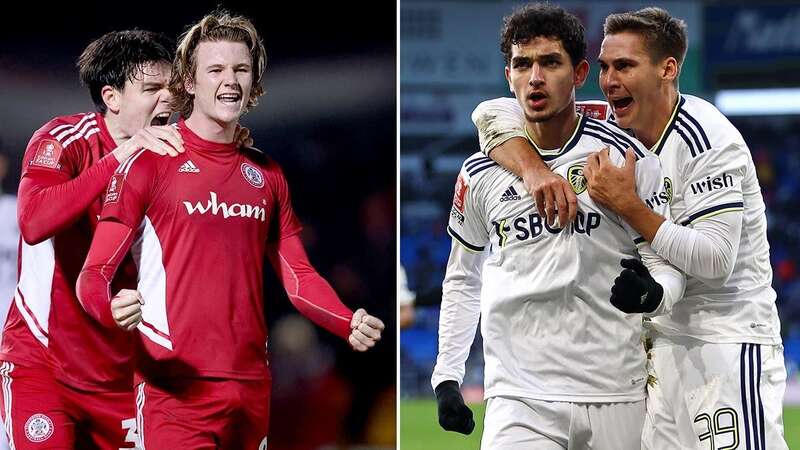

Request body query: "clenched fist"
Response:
[348, 308, 384, 352]
[111, 289, 144, 331]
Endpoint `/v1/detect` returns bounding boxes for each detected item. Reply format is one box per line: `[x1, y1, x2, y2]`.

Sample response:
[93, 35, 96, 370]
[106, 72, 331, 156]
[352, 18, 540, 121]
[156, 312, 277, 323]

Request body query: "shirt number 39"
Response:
[694, 408, 739, 450]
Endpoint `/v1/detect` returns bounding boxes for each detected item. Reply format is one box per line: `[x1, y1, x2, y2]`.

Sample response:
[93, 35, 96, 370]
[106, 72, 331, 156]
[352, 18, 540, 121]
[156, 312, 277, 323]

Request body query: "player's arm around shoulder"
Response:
[17, 118, 113, 244]
[110, 125, 184, 163]
[471, 97, 526, 156]
[471, 98, 577, 226]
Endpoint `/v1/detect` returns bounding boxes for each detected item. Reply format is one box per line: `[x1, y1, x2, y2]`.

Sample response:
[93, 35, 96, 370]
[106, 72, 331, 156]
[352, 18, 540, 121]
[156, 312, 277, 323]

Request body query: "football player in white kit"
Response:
[431, 4, 687, 449]
[471, 7, 788, 450]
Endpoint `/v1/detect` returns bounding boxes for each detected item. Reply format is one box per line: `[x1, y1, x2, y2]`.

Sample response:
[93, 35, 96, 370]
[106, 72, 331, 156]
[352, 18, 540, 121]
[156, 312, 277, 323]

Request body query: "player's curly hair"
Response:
[500, 3, 586, 67]
[604, 7, 688, 69]
[78, 30, 174, 114]
[169, 10, 267, 118]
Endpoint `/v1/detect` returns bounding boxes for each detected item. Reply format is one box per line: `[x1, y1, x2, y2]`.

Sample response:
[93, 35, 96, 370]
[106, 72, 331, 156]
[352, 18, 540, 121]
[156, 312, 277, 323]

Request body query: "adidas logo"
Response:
[178, 160, 200, 173]
[499, 186, 521, 202]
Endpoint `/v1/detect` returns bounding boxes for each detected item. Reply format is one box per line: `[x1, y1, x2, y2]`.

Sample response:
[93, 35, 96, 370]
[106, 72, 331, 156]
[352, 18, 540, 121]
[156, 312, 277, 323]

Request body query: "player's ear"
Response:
[505, 66, 514, 95]
[101, 85, 121, 114]
[574, 60, 589, 88]
[662, 57, 679, 84]
[184, 77, 195, 96]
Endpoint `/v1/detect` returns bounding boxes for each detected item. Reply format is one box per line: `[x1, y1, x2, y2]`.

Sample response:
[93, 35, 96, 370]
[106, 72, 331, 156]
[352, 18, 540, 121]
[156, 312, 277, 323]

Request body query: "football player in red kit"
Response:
[77, 11, 385, 449]
[0, 31, 180, 449]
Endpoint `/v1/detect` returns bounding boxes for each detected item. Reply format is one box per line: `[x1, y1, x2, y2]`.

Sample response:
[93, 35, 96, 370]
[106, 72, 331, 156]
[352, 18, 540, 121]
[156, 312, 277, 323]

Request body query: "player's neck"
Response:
[184, 114, 237, 144]
[524, 104, 580, 150]
[633, 87, 679, 149]
[102, 112, 131, 146]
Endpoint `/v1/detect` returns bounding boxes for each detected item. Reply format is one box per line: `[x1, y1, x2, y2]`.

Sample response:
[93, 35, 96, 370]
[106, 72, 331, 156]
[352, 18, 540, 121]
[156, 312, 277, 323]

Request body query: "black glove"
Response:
[435, 380, 475, 434]
[610, 258, 663, 314]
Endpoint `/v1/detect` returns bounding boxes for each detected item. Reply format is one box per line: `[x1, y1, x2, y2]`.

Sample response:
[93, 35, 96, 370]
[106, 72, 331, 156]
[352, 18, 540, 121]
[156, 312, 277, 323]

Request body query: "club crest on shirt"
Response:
[24, 413, 54, 442]
[105, 173, 125, 204]
[567, 163, 587, 194]
[241, 163, 264, 188]
[31, 139, 63, 169]
[259, 436, 268, 449]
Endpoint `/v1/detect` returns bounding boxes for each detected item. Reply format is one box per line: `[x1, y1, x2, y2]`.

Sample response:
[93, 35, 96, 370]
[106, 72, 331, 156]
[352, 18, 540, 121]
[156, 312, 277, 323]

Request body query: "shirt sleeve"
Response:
[623, 154, 685, 316]
[651, 211, 742, 288]
[677, 141, 747, 226]
[267, 163, 303, 242]
[471, 97, 526, 156]
[21, 130, 83, 179]
[266, 234, 353, 340]
[447, 167, 489, 252]
[430, 240, 486, 388]
[76, 220, 137, 328]
[17, 131, 119, 244]
[99, 151, 153, 230]
[650, 142, 747, 286]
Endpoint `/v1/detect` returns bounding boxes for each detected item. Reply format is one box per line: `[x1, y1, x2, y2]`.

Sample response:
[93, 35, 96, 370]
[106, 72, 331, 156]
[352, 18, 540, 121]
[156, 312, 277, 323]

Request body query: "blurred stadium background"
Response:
[0, 2, 396, 449]
[400, 1, 800, 448]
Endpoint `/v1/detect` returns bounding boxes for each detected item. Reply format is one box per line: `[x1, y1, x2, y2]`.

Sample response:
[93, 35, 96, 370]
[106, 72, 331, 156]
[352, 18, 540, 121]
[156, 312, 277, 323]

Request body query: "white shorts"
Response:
[481, 396, 645, 450]
[643, 336, 788, 450]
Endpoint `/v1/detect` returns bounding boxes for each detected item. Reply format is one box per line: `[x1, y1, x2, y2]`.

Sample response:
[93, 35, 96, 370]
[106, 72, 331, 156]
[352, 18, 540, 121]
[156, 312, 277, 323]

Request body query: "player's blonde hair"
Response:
[169, 10, 267, 118]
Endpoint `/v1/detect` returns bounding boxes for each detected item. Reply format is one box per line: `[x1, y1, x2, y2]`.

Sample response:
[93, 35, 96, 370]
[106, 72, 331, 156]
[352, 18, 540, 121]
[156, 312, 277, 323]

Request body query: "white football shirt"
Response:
[433, 114, 679, 402]
[471, 96, 781, 345]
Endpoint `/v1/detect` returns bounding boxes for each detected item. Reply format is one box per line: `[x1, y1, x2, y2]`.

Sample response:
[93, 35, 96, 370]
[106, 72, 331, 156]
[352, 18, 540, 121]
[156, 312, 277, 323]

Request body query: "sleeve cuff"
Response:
[447, 226, 485, 252]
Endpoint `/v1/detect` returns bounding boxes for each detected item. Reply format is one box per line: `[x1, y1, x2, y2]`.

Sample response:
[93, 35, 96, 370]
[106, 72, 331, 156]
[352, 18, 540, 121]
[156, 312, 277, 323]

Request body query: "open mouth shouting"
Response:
[610, 96, 634, 116]
[527, 91, 548, 110]
[150, 111, 171, 126]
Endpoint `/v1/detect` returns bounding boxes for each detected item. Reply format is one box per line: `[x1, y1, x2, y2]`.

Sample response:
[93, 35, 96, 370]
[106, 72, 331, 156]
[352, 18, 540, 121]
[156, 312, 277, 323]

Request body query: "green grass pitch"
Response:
[401, 400, 800, 449]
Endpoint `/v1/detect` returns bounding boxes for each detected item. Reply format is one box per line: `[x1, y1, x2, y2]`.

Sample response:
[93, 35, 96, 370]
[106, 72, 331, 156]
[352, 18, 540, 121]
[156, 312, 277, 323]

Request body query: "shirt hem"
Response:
[648, 329, 782, 346]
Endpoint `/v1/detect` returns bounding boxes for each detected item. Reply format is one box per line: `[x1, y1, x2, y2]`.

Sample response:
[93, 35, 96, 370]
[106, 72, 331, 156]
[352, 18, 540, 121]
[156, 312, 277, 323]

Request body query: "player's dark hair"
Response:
[78, 30, 175, 114]
[604, 7, 688, 82]
[170, 10, 266, 118]
[500, 3, 586, 67]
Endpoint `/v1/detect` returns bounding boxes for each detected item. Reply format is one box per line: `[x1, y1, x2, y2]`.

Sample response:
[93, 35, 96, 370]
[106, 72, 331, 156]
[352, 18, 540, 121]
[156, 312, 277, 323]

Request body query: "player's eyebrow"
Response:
[537, 52, 563, 61]
[205, 63, 251, 70]
[511, 52, 563, 66]
[141, 81, 165, 90]
[598, 56, 637, 66]
[511, 55, 533, 66]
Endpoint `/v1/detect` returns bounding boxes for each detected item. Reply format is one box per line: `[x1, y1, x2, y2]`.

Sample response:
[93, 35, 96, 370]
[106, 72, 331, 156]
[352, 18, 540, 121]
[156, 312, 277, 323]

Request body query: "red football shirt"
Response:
[95, 120, 305, 381]
[2, 112, 137, 392]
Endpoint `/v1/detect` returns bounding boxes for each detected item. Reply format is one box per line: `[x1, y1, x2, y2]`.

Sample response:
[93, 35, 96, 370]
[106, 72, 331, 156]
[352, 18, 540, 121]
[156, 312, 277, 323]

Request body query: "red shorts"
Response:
[0, 361, 137, 450]
[137, 377, 270, 450]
